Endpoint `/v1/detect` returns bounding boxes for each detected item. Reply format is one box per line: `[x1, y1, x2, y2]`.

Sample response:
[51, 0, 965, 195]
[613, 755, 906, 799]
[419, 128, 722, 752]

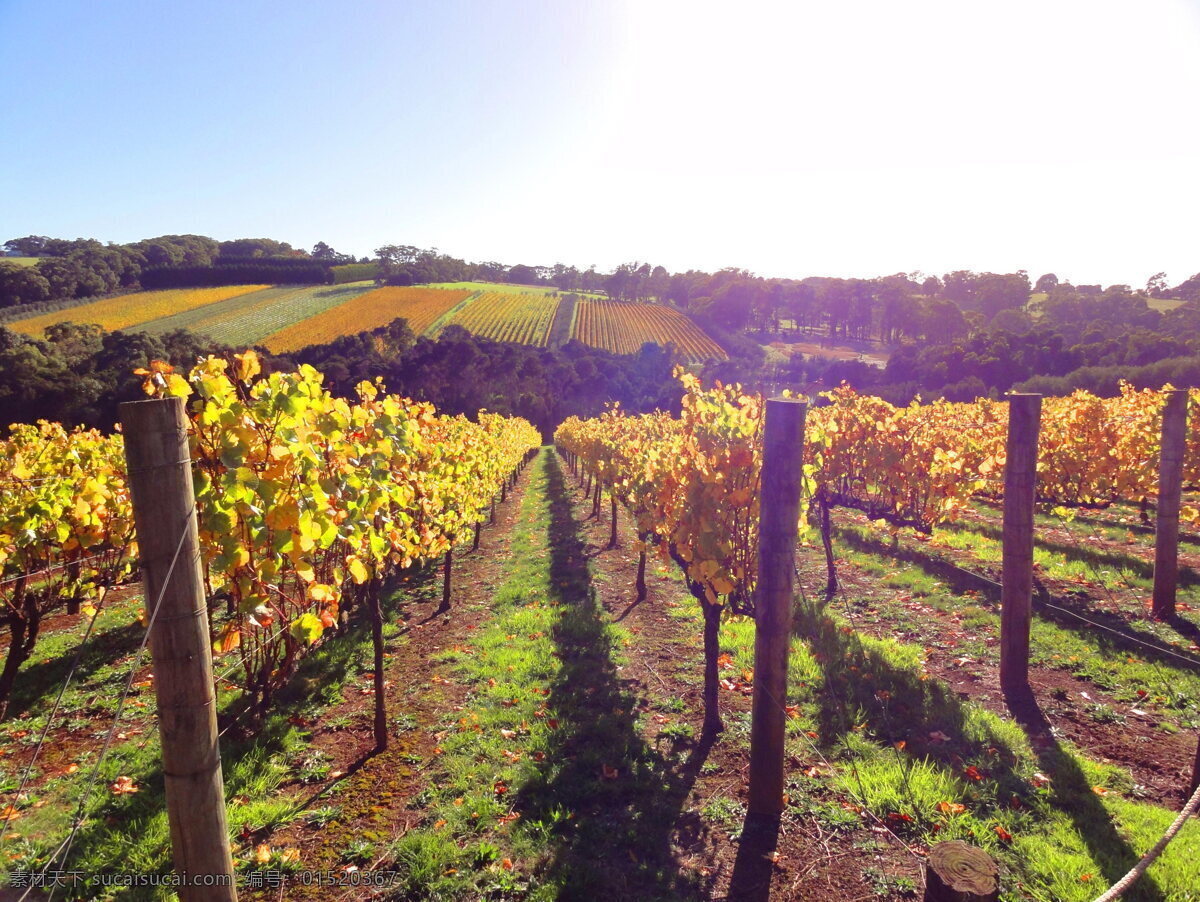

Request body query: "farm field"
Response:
[7, 285, 270, 337]
[260, 285, 472, 352]
[1, 256, 39, 267]
[137, 282, 375, 345]
[572, 297, 727, 363]
[437, 290, 559, 346]
[3, 449, 1199, 901]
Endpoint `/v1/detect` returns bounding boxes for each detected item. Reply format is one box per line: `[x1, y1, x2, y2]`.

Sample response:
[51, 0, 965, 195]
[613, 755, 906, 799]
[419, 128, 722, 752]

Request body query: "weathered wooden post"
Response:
[120, 397, 237, 902]
[1189, 734, 1199, 803]
[1152, 389, 1189, 619]
[608, 494, 618, 549]
[369, 580, 387, 752]
[748, 397, 807, 817]
[923, 841, 999, 902]
[1000, 393, 1041, 694]
[440, 549, 453, 612]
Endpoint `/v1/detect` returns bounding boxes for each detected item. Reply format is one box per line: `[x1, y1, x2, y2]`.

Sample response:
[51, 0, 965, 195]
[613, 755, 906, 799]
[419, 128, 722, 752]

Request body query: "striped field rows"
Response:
[439, 292, 558, 346]
[571, 298, 727, 363]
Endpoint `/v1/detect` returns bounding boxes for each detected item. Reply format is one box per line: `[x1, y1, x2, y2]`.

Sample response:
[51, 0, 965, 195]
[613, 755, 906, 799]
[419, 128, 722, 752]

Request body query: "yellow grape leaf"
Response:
[164, 373, 192, 398]
[234, 349, 261, 383]
[347, 555, 370, 585]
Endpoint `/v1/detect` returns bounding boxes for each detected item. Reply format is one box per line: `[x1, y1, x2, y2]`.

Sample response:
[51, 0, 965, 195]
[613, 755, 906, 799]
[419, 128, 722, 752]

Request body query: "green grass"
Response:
[644, 518, 1200, 900]
[137, 282, 375, 346]
[833, 523, 1200, 727]
[425, 281, 606, 299]
[1147, 297, 1184, 312]
[2, 256, 40, 267]
[0, 585, 403, 899]
[386, 450, 701, 901]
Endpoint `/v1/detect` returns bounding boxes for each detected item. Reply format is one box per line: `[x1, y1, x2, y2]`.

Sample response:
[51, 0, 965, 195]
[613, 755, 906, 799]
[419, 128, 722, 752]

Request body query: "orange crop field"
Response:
[261, 286, 472, 352]
[571, 298, 727, 363]
[8, 285, 270, 336]
[441, 292, 558, 346]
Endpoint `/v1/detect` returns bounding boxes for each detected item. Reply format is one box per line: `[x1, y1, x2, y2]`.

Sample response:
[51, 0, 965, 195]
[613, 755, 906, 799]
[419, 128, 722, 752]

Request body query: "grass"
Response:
[832, 522, 1200, 728]
[385, 450, 703, 901]
[424, 281, 606, 299]
[1147, 298, 1184, 312]
[2, 256, 40, 267]
[638, 516, 1200, 900]
[138, 282, 375, 346]
[0, 583, 404, 899]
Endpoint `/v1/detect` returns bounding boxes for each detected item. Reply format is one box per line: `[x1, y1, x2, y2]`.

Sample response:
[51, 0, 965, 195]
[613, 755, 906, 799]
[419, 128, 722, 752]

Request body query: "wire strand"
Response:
[24, 506, 193, 902]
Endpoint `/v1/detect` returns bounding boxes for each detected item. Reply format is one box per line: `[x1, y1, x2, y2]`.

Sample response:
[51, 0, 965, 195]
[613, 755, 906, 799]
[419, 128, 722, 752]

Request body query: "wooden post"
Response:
[1000, 393, 1041, 695]
[120, 398, 237, 902]
[748, 397, 807, 817]
[472, 522, 481, 552]
[923, 841, 999, 902]
[608, 495, 618, 549]
[1152, 390, 1189, 619]
[1189, 734, 1199, 802]
[636, 548, 647, 601]
[369, 581, 387, 752]
[440, 549, 453, 612]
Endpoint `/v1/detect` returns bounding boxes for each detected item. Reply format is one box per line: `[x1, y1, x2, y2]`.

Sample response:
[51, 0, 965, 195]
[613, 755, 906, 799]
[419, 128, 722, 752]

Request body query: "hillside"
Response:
[4, 280, 729, 364]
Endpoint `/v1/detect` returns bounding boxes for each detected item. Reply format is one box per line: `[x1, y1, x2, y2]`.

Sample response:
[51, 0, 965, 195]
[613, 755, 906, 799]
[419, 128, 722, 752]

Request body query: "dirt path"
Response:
[240, 458, 538, 899]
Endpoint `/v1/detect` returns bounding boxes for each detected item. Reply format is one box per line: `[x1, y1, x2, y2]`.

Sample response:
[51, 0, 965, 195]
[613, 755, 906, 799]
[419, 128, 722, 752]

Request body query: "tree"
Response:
[708, 279, 762, 331]
[312, 242, 352, 263]
[0, 263, 51, 307]
[34, 257, 85, 299]
[3, 236, 51, 257]
[1034, 273, 1059, 293]
[1146, 271, 1168, 298]
[507, 264, 539, 285]
[218, 238, 293, 259]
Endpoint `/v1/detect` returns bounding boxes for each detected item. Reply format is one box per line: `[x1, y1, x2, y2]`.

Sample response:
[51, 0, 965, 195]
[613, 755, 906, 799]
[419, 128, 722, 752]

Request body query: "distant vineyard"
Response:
[261, 286, 472, 352]
[440, 292, 558, 346]
[572, 299, 727, 363]
[8, 285, 270, 336]
[139, 282, 375, 345]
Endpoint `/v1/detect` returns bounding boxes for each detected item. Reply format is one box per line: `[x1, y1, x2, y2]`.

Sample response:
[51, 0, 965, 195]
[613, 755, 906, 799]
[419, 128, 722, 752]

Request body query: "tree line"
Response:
[0, 235, 367, 310]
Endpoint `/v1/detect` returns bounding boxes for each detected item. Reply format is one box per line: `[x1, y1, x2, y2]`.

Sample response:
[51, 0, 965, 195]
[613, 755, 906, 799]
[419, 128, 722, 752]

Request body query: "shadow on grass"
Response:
[47, 595, 388, 900]
[8, 620, 145, 720]
[941, 518, 1200, 589]
[513, 452, 713, 901]
[836, 527, 1200, 676]
[792, 595, 1166, 900]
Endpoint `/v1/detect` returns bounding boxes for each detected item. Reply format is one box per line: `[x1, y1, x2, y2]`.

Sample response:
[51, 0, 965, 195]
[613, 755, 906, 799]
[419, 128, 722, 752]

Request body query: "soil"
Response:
[238, 463, 538, 900]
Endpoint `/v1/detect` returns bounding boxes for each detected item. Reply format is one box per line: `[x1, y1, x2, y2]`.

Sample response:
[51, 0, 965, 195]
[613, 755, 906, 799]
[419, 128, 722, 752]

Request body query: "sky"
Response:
[2, 0, 1199, 287]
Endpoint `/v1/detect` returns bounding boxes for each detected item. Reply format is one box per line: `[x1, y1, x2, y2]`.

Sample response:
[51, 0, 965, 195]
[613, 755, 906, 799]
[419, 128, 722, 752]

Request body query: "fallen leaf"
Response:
[110, 776, 139, 795]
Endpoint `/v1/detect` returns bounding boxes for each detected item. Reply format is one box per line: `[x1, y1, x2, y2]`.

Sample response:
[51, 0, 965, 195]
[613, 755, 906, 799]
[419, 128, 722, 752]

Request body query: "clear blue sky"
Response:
[2, 0, 1199, 287]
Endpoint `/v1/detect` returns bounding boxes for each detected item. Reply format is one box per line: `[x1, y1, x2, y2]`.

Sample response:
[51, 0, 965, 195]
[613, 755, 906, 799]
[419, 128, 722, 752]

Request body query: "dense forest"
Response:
[3, 232, 1200, 427]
